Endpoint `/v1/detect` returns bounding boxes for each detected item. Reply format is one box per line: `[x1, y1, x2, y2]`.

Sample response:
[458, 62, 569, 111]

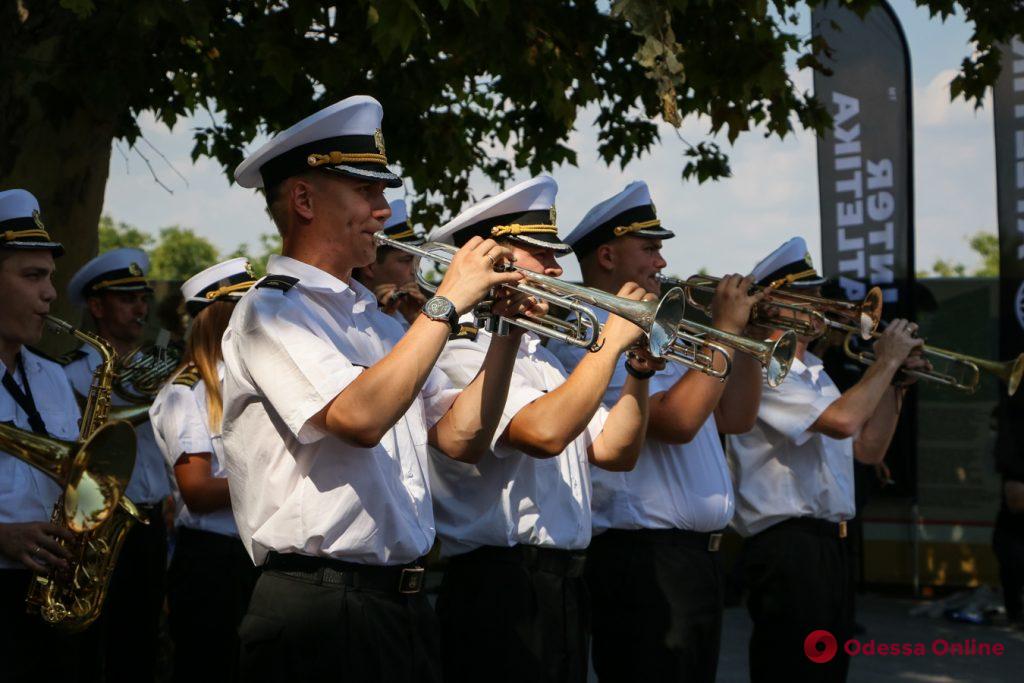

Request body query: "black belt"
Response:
[767, 517, 848, 539]
[597, 527, 725, 552]
[135, 502, 163, 515]
[262, 551, 426, 595]
[453, 544, 587, 578]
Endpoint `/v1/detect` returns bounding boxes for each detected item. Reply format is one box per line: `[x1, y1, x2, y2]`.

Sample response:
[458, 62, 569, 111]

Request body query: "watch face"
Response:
[425, 297, 452, 318]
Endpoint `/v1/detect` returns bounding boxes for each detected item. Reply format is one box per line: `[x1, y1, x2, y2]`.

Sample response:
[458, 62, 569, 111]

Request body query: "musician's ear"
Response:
[86, 295, 106, 322]
[595, 243, 616, 272]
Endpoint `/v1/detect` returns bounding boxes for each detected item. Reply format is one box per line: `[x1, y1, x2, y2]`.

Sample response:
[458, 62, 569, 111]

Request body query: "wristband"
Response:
[624, 359, 656, 380]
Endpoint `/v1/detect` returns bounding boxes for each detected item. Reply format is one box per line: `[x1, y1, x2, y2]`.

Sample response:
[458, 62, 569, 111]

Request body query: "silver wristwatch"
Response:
[421, 296, 459, 334]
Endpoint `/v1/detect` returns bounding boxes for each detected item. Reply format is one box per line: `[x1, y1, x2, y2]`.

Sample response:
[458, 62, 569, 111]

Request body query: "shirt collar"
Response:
[790, 349, 825, 384]
[266, 255, 353, 295]
[3, 348, 44, 376]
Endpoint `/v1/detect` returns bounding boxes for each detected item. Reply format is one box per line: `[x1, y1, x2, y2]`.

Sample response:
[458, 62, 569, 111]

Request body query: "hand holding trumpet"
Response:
[433, 237, 523, 315]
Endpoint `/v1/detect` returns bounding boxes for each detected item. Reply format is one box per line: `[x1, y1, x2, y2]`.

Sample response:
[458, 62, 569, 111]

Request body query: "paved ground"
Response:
[714, 593, 1024, 682]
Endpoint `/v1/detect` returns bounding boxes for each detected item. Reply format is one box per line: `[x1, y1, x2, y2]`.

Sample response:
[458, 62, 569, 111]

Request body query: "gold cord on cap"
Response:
[386, 226, 417, 241]
[490, 224, 558, 237]
[2, 228, 52, 242]
[766, 268, 818, 290]
[204, 280, 258, 300]
[90, 275, 149, 290]
[307, 151, 388, 167]
[612, 219, 661, 237]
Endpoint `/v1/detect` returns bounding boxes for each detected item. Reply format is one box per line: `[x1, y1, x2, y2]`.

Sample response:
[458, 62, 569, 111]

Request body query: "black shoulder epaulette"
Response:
[255, 274, 299, 292]
[173, 365, 201, 389]
[448, 323, 479, 342]
[56, 348, 89, 366]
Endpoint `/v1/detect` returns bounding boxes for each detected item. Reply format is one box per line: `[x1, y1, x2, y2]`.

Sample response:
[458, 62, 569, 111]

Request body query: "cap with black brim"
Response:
[0, 189, 64, 257]
[565, 180, 675, 256]
[429, 176, 572, 255]
[234, 96, 403, 191]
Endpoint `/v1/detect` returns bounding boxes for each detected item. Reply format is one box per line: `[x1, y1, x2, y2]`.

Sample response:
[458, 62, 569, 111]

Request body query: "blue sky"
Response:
[102, 0, 995, 282]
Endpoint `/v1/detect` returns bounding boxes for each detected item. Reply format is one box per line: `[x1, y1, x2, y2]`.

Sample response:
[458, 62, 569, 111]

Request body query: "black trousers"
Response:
[79, 503, 168, 683]
[586, 528, 725, 683]
[0, 569, 87, 683]
[436, 544, 590, 683]
[239, 555, 440, 682]
[743, 518, 854, 683]
[167, 527, 258, 683]
[993, 522, 1024, 623]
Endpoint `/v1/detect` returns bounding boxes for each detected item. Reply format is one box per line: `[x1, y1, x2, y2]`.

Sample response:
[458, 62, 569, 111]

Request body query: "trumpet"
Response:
[666, 273, 884, 340]
[375, 232, 687, 359]
[655, 275, 799, 386]
[842, 331, 1024, 396]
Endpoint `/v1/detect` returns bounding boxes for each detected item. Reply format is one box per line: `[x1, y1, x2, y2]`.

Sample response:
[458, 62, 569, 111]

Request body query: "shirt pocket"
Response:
[0, 454, 27, 496]
[37, 409, 79, 441]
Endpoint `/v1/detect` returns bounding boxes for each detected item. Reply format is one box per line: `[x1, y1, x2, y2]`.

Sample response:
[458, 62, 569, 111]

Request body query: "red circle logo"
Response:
[804, 630, 838, 663]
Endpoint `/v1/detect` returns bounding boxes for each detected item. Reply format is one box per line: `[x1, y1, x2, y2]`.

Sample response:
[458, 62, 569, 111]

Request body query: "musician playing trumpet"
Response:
[353, 198, 428, 328]
[426, 176, 661, 683]
[550, 181, 764, 683]
[224, 95, 532, 682]
[0, 189, 82, 682]
[727, 237, 930, 683]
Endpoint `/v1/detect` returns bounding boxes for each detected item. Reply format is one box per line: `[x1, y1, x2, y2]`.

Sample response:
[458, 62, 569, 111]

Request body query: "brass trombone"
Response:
[375, 232, 687, 360]
[842, 332, 1024, 396]
[665, 273, 884, 340]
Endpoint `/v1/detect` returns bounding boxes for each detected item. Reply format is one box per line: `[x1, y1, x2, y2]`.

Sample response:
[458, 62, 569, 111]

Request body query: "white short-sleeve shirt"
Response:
[429, 321, 606, 557]
[550, 308, 734, 534]
[1, 350, 81, 569]
[726, 350, 855, 537]
[64, 345, 172, 504]
[149, 362, 238, 538]
[221, 255, 458, 566]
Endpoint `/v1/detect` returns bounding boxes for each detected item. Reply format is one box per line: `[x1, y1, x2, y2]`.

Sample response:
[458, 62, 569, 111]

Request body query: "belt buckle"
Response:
[399, 567, 425, 595]
[838, 521, 848, 539]
[707, 533, 722, 552]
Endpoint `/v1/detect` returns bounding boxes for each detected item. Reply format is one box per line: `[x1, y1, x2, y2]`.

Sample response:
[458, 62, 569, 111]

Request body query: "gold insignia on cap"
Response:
[374, 129, 386, 156]
[549, 206, 557, 225]
[32, 209, 44, 230]
[128, 262, 143, 276]
[804, 252, 814, 268]
[245, 261, 255, 278]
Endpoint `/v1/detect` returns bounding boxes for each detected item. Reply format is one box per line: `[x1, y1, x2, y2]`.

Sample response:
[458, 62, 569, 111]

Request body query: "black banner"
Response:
[813, 0, 917, 498]
[992, 38, 1024, 477]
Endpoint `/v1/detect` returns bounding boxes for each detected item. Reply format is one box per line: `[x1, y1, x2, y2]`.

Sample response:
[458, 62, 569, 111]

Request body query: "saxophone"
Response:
[21, 316, 144, 631]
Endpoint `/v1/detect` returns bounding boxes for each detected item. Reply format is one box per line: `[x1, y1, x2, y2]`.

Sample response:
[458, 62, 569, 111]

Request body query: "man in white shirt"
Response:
[0, 189, 84, 681]
[223, 95, 529, 682]
[426, 175, 659, 683]
[727, 237, 927, 683]
[64, 246, 172, 682]
[354, 198, 427, 329]
[552, 180, 763, 683]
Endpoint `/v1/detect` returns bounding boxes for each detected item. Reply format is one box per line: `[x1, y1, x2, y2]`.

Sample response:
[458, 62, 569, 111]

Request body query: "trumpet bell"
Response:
[1009, 353, 1024, 397]
[764, 330, 798, 388]
[648, 287, 687, 357]
[858, 287, 884, 339]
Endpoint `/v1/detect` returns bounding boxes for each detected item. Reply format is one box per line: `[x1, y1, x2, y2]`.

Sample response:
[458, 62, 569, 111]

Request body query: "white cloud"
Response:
[916, 68, 991, 128]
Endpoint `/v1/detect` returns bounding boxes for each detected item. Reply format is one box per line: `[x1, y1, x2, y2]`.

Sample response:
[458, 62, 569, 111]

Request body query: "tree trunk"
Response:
[1, 12, 118, 329]
[0, 112, 115, 326]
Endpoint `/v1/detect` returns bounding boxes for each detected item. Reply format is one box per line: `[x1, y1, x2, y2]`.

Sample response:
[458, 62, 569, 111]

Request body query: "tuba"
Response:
[9, 316, 144, 631]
